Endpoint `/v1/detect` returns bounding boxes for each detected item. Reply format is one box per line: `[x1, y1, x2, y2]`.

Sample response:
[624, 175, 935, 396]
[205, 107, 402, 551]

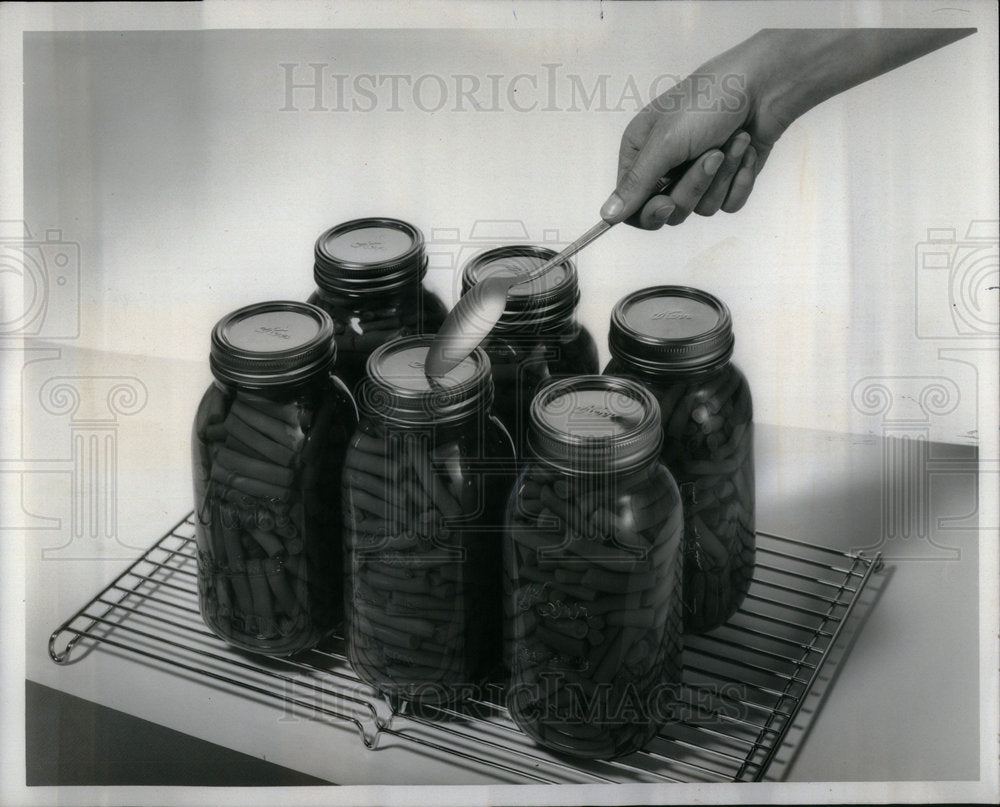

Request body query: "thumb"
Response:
[601, 137, 689, 223]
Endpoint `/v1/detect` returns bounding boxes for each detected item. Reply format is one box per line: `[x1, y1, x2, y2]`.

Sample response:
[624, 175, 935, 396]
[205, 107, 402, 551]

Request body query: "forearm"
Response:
[750, 28, 976, 125]
[606, 26, 976, 226]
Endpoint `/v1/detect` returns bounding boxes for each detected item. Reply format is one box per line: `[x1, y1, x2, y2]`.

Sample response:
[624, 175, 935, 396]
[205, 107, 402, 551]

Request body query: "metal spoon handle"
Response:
[515, 220, 613, 285]
[513, 163, 689, 286]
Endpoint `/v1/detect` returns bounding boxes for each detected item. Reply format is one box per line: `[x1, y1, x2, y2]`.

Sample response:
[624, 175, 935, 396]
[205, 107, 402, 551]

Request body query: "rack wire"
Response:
[49, 512, 883, 784]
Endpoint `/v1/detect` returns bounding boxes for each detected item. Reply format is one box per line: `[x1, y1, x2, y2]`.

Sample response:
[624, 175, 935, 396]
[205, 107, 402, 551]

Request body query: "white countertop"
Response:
[9, 343, 987, 796]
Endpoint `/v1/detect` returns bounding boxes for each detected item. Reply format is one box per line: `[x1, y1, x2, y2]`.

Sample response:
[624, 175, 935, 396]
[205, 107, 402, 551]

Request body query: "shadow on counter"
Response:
[25, 680, 333, 786]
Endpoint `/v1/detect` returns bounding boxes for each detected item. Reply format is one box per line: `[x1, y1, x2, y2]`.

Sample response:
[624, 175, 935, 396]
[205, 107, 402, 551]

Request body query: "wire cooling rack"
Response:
[49, 512, 883, 784]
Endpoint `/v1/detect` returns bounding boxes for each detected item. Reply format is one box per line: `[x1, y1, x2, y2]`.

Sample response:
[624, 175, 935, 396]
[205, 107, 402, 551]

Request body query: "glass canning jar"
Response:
[504, 376, 684, 759]
[307, 217, 449, 394]
[192, 302, 358, 655]
[343, 335, 515, 705]
[604, 286, 754, 634]
[460, 245, 599, 456]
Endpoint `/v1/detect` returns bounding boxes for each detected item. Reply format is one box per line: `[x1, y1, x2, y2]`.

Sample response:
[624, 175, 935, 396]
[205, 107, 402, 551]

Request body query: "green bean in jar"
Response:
[192, 302, 357, 655]
[343, 335, 515, 705]
[604, 286, 754, 634]
[505, 376, 684, 759]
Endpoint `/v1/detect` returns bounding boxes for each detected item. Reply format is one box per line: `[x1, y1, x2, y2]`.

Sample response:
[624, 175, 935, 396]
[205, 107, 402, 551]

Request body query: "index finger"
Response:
[608, 125, 687, 222]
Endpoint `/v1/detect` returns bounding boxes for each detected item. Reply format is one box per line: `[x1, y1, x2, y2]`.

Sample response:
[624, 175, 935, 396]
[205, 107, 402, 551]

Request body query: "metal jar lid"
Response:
[528, 375, 662, 475]
[461, 245, 580, 332]
[608, 286, 735, 374]
[210, 301, 337, 389]
[314, 217, 427, 297]
[360, 335, 494, 426]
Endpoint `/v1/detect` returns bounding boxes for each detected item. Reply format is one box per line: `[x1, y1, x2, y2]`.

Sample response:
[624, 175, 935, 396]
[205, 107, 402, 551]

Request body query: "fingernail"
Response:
[652, 202, 675, 223]
[601, 193, 625, 220]
[704, 151, 725, 173]
[733, 133, 751, 157]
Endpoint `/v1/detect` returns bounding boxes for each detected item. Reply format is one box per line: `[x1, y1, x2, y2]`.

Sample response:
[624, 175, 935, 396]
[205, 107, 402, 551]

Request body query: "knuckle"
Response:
[667, 208, 691, 226]
[722, 147, 743, 168]
[617, 167, 648, 195]
[721, 195, 747, 214]
[686, 175, 712, 199]
[626, 218, 662, 232]
[722, 154, 744, 176]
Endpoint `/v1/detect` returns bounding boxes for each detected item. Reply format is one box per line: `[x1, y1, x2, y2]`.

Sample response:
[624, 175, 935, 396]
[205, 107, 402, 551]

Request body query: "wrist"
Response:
[746, 29, 821, 130]
[698, 30, 801, 133]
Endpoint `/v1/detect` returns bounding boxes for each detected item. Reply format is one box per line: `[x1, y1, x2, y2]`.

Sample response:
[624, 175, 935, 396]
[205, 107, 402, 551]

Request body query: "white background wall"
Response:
[13, 0, 1000, 444]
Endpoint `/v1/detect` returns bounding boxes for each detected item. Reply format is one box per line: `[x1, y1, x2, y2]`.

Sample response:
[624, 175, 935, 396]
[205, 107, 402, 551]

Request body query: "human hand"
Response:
[602, 28, 977, 230]
[616, 131, 761, 229]
[603, 35, 789, 229]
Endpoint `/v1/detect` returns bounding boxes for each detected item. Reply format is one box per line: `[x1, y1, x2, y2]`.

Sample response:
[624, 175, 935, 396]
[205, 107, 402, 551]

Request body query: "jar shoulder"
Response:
[420, 288, 450, 319]
[309, 285, 447, 318]
[554, 322, 600, 371]
[605, 359, 751, 403]
[483, 322, 599, 371]
[195, 373, 357, 433]
[512, 460, 680, 502]
[351, 413, 515, 460]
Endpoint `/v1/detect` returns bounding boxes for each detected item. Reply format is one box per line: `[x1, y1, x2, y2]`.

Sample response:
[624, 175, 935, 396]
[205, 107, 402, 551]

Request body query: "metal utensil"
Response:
[424, 164, 691, 380]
